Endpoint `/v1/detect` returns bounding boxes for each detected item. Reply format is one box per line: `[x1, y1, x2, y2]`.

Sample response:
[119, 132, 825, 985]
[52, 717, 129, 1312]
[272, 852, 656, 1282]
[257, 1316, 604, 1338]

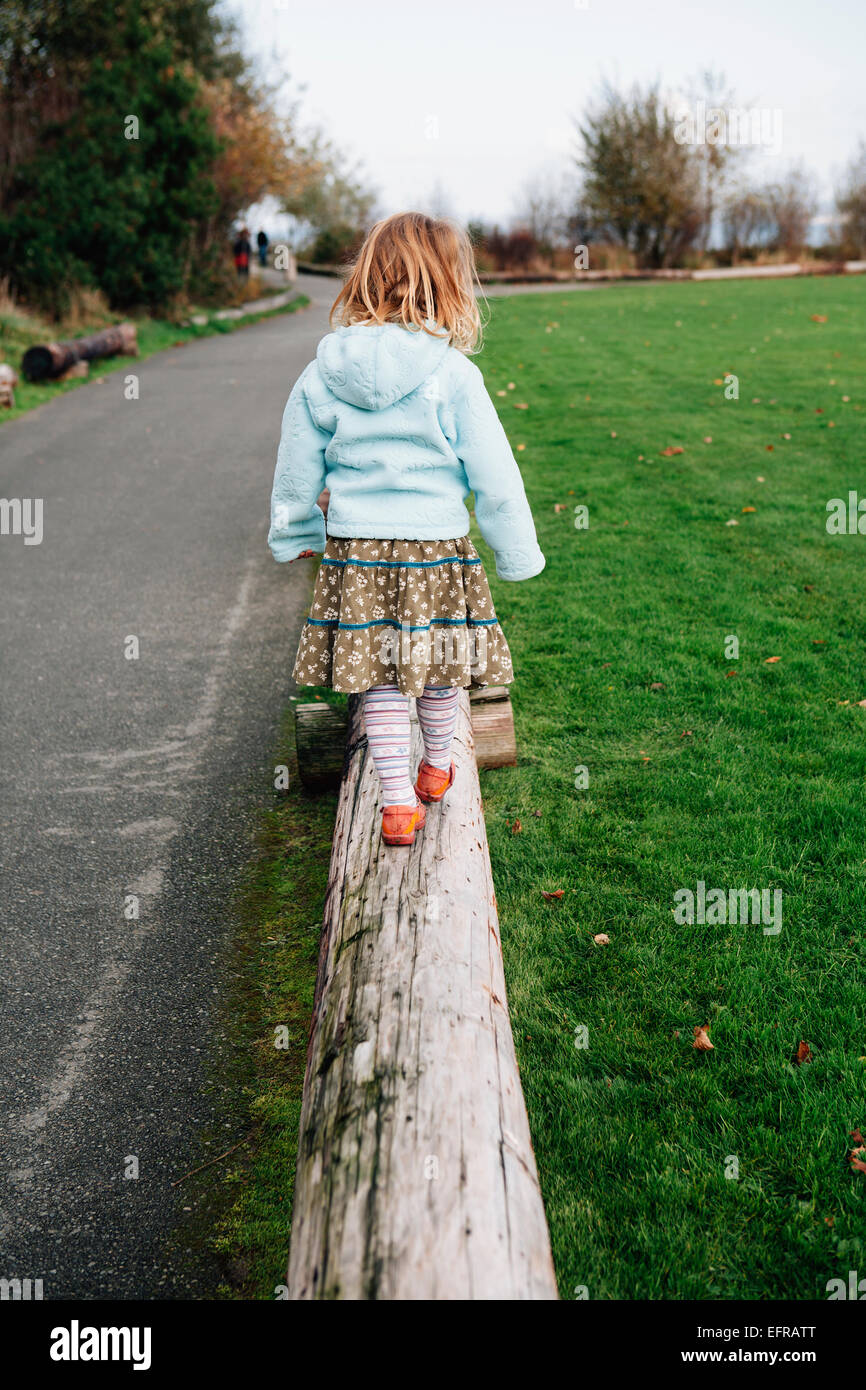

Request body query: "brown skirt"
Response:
[292, 536, 514, 696]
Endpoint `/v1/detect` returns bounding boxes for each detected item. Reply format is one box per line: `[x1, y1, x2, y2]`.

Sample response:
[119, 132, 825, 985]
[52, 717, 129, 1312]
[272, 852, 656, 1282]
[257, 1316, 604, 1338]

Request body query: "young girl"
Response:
[268, 212, 544, 846]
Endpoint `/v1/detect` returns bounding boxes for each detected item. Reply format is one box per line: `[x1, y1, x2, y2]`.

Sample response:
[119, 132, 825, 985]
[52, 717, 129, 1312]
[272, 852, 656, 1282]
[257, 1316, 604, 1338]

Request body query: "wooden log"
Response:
[295, 701, 349, 792]
[287, 691, 557, 1300]
[22, 322, 138, 382]
[468, 685, 517, 769]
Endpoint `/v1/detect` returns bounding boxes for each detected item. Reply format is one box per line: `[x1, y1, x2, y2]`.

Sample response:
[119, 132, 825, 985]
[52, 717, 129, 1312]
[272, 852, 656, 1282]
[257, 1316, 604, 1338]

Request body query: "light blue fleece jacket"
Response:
[268, 322, 545, 581]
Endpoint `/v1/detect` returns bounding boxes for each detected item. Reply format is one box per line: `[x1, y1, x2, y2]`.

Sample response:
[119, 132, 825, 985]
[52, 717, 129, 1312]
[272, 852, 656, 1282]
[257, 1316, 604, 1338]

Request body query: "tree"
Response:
[0, 7, 220, 315]
[765, 164, 817, 257]
[0, 0, 324, 312]
[511, 171, 571, 251]
[682, 69, 746, 253]
[282, 137, 377, 263]
[721, 187, 774, 262]
[836, 140, 866, 257]
[576, 82, 704, 268]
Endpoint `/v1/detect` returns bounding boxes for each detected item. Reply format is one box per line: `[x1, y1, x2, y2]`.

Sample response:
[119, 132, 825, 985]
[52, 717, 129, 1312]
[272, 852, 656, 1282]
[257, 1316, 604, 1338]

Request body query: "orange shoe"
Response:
[415, 759, 456, 804]
[381, 801, 427, 847]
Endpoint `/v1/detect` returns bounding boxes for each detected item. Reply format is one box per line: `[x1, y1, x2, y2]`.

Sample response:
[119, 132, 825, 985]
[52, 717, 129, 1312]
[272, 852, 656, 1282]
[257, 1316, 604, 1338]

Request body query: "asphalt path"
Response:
[0, 275, 338, 1298]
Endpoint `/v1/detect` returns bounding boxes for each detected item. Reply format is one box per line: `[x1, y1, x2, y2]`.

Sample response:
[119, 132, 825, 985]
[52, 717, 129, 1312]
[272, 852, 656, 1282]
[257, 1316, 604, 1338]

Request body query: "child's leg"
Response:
[364, 685, 416, 805]
[416, 684, 459, 770]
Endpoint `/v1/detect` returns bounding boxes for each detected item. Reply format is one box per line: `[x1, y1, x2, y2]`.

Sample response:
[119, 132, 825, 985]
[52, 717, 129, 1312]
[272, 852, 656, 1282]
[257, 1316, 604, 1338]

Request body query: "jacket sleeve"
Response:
[451, 360, 546, 581]
[268, 365, 329, 563]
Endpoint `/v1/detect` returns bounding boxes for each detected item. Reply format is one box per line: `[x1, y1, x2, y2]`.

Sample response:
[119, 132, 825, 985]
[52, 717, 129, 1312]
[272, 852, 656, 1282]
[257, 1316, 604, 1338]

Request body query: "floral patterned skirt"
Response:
[292, 536, 514, 696]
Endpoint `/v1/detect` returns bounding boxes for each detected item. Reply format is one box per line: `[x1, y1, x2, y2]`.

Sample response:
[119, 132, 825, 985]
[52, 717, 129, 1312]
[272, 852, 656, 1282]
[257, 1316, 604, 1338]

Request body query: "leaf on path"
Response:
[542, 889, 564, 901]
[693, 1024, 714, 1051]
[793, 1040, 813, 1065]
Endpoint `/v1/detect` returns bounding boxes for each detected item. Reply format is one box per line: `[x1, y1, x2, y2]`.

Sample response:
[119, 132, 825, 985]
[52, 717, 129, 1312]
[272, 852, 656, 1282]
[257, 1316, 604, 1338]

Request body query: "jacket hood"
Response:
[316, 323, 451, 410]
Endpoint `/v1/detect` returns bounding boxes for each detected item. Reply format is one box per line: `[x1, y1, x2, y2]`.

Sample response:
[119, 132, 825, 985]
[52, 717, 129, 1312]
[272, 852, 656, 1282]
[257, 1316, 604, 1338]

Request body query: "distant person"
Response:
[257, 229, 269, 268]
[267, 212, 545, 848]
[233, 227, 251, 280]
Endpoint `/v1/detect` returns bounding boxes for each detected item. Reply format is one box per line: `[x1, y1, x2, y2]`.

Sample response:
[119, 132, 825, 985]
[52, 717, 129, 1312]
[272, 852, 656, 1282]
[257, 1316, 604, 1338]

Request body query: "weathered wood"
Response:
[295, 701, 349, 792]
[22, 322, 138, 382]
[288, 691, 557, 1300]
[468, 685, 517, 769]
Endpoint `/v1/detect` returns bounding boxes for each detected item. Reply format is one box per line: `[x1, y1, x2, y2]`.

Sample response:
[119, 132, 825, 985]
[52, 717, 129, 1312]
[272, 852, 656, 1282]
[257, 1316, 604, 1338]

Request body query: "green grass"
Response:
[0, 292, 309, 424]
[475, 273, 866, 1299]
[206, 703, 334, 1299]
[216, 273, 865, 1301]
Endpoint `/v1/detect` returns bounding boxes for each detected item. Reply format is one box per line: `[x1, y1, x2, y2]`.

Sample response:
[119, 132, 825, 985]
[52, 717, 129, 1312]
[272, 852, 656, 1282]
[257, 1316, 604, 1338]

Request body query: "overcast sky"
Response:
[234, 0, 866, 229]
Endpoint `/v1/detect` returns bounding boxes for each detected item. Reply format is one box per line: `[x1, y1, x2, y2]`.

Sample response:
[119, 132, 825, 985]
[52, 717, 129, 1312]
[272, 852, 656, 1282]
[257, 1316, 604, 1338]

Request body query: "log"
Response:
[295, 701, 350, 792]
[22, 322, 138, 382]
[287, 690, 557, 1300]
[295, 686, 517, 787]
[468, 685, 517, 769]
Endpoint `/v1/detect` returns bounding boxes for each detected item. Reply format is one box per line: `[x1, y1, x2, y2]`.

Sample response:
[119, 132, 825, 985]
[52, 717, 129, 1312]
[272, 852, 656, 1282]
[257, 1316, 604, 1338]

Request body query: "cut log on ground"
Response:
[287, 690, 557, 1300]
[22, 322, 138, 382]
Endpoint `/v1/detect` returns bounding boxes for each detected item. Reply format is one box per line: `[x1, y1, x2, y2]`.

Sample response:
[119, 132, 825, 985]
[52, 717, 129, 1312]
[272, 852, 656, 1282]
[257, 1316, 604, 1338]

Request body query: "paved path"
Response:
[0, 274, 339, 1298]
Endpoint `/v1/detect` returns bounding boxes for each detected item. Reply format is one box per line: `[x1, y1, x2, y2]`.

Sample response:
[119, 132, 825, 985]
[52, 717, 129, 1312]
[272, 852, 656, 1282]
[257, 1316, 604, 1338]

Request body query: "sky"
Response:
[232, 0, 866, 235]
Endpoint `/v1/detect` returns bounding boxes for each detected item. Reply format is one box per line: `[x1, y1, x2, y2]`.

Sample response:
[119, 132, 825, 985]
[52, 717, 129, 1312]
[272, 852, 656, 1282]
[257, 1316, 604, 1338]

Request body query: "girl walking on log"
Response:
[268, 212, 545, 845]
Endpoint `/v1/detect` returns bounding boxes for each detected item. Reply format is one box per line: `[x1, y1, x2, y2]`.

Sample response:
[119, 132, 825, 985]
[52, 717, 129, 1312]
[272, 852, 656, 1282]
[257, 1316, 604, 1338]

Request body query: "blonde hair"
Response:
[330, 212, 484, 353]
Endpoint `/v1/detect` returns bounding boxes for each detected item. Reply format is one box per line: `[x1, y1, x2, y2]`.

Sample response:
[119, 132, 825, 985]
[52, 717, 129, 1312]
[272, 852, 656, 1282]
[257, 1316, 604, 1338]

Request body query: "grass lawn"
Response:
[218, 273, 865, 1300]
[479, 272, 866, 1300]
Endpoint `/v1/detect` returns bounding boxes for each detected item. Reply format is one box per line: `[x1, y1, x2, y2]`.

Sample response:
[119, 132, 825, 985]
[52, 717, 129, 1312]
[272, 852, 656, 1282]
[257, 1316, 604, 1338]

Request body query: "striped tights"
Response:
[364, 685, 459, 806]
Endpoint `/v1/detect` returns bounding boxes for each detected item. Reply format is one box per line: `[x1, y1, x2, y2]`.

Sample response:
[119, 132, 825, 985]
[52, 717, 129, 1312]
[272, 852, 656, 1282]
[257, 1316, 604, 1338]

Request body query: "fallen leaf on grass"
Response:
[513, 402, 529, 410]
[542, 889, 564, 901]
[725, 518, 739, 526]
[554, 503, 566, 512]
[765, 656, 781, 663]
[725, 670, 738, 678]
[593, 933, 610, 946]
[511, 818, 522, 834]
[850, 1128, 865, 1146]
[660, 445, 685, 456]
[532, 809, 542, 818]
[793, 1040, 813, 1065]
[811, 314, 828, 323]
[650, 681, 666, 691]
[693, 1024, 714, 1051]
[742, 505, 756, 513]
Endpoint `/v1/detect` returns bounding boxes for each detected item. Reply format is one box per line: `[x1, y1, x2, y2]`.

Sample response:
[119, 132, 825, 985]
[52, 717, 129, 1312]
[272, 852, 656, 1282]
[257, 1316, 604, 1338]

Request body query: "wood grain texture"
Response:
[287, 691, 557, 1300]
